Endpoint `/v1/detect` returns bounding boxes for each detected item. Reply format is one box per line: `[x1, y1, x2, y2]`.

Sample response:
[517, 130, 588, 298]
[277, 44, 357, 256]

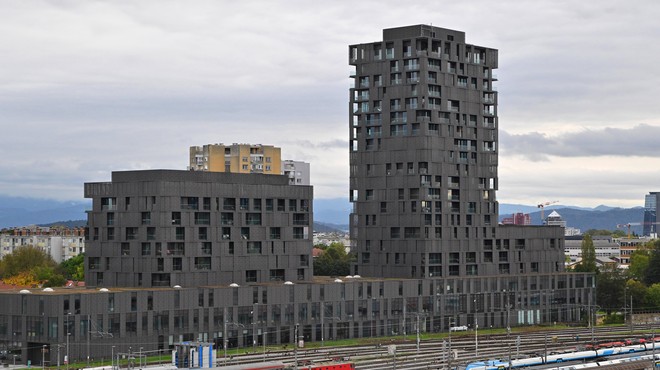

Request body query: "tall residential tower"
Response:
[349, 25, 568, 281]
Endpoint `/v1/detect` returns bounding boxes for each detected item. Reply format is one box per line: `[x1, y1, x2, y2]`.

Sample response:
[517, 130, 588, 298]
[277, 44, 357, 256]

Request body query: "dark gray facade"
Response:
[348, 25, 566, 280]
[84, 170, 313, 288]
[0, 25, 595, 367]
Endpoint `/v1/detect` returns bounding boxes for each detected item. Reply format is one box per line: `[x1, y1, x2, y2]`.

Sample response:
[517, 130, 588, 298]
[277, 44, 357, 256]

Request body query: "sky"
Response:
[1, 0, 660, 208]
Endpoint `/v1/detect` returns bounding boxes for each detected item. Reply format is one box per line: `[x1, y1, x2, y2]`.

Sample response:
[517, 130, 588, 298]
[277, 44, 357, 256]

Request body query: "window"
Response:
[390, 227, 400, 238]
[246, 213, 262, 225]
[201, 242, 212, 255]
[173, 258, 182, 271]
[241, 227, 250, 240]
[175, 227, 185, 240]
[223, 198, 236, 210]
[141, 212, 151, 225]
[449, 252, 459, 264]
[171, 212, 181, 225]
[198, 227, 208, 240]
[107, 227, 114, 241]
[194, 257, 211, 270]
[484, 251, 493, 262]
[126, 227, 137, 240]
[266, 199, 274, 211]
[253, 199, 262, 211]
[141, 243, 151, 256]
[180, 197, 198, 210]
[240, 198, 249, 210]
[221, 213, 233, 225]
[293, 227, 306, 239]
[194, 212, 210, 225]
[246, 270, 257, 283]
[270, 227, 281, 239]
[107, 213, 114, 226]
[247, 242, 262, 254]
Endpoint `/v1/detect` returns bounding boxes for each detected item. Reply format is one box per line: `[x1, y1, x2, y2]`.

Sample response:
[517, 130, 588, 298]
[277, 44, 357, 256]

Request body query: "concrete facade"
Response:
[189, 144, 282, 175]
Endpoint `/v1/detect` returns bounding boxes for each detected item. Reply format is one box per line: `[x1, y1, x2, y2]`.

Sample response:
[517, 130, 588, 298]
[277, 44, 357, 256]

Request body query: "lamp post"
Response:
[66, 312, 71, 370]
[42, 345, 47, 370]
[474, 297, 478, 357]
[294, 323, 299, 370]
[111, 346, 115, 370]
[252, 304, 258, 351]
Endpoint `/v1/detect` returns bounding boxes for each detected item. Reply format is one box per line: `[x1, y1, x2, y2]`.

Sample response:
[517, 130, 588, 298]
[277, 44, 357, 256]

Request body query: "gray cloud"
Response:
[2, 0, 660, 207]
[500, 124, 660, 161]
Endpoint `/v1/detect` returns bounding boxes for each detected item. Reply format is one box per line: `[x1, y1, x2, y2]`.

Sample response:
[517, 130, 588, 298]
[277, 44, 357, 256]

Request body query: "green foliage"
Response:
[313, 242, 354, 276]
[628, 248, 650, 281]
[602, 313, 624, 325]
[60, 253, 85, 281]
[585, 229, 613, 236]
[0, 245, 67, 287]
[0, 245, 56, 277]
[626, 279, 648, 309]
[646, 283, 660, 309]
[574, 234, 597, 273]
[595, 264, 625, 314]
[644, 240, 660, 286]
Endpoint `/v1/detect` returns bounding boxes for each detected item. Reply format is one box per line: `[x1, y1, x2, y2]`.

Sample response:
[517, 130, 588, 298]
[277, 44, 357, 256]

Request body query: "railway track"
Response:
[218, 324, 660, 370]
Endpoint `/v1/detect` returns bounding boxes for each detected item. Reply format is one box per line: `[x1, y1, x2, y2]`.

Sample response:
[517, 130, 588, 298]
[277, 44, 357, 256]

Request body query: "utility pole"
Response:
[294, 324, 299, 370]
[630, 295, 634, 333]
[66, 312, 70, 370]
[474, 297, 478, 357]
[416, 315, 420, 357]
[223, 320, 228, 366]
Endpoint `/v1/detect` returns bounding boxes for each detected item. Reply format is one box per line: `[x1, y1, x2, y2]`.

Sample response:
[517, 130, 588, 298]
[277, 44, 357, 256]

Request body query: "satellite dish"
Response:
[284, 281, 294, 285]
[99, 288, 109, 292]
[19, 289, 31, 294]
[353, 275, 362, 278]
[43, 287, 54, 292]
[334, 279, 343, 283]
[173, 285, 182, 289]
[229, 283, 239, 288]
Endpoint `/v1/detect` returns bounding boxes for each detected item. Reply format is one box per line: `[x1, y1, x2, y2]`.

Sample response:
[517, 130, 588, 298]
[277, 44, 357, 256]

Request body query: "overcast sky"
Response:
[1, 0, 659, 208]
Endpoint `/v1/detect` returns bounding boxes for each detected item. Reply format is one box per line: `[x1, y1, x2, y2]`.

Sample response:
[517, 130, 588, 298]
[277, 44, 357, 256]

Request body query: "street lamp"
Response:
[42, 345, 47, 370]
[474, 297, 479, 357]
[66, 312, 71, 370]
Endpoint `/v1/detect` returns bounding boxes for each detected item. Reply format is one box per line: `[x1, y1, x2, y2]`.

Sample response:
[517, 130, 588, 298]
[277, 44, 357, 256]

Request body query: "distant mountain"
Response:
[500, 206, 645, 233]
[0, 196, 90, 229]
[313, 198, 351, 225]
[0, 194, 645, 235]
[40, 220, 87, 228]
[313, 222, 348, 233]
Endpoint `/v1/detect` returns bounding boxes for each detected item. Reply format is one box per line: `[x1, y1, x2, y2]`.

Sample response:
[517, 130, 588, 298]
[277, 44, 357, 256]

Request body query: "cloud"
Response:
[500, 124, 660, 161]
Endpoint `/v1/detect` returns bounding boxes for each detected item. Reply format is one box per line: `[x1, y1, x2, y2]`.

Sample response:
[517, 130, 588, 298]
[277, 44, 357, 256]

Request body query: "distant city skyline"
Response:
[1, 1, 660, 208]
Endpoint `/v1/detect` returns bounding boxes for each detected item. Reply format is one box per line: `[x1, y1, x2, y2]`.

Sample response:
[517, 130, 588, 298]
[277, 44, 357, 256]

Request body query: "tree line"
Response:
[0, 245, 84, 287]
[571, 231, 660, 318]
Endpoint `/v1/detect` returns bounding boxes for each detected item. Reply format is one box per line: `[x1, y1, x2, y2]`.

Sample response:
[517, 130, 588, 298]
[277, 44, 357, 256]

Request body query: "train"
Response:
[212, 361, 355, 370]
[466, 338, 660, 370]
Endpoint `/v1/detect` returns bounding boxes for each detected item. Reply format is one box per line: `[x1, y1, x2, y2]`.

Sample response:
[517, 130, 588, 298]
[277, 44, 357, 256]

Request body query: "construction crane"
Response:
[617, 222, 660, 239]
[537, 200, 559, 223]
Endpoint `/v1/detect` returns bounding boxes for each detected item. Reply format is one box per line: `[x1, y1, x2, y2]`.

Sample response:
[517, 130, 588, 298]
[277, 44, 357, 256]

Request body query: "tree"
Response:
[0, 245, 65, 287]
[0, 245, 56, 277]
[596, 264, 625, 314]
[646, 283, 660, 309]
[313, 242, 354, 276]
[626, 279, 648, 310]
[644, 240, 660, 285]
[60, 253, 85, 281]
[628, 247, 651, 281]
[574, 234, 597, 273]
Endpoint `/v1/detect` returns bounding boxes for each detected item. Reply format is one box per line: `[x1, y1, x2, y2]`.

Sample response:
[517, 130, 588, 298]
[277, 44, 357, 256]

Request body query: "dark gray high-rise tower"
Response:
[349, 25, 565, 280]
